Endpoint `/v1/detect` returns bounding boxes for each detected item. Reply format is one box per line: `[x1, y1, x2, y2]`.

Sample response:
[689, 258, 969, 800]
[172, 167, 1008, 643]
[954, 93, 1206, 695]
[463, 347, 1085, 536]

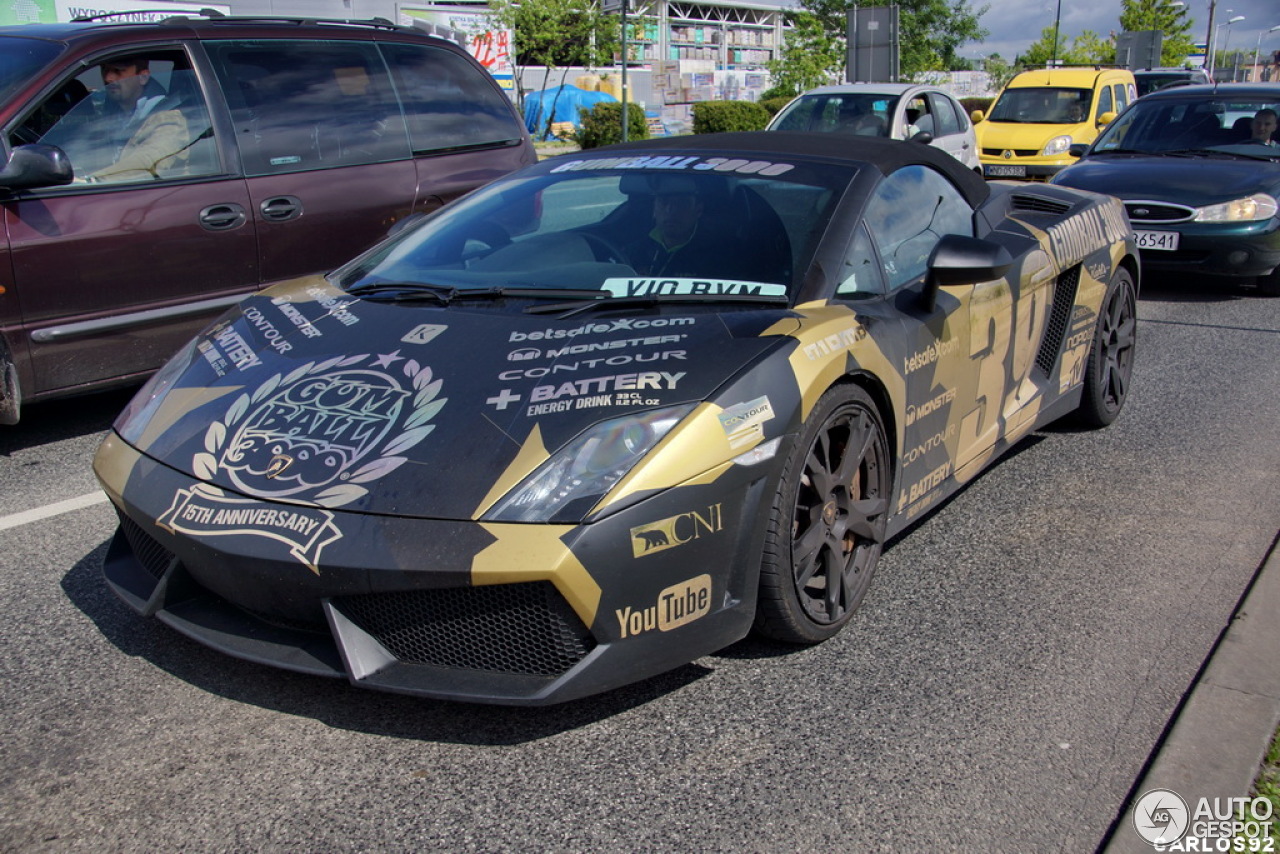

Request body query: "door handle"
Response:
[260, 195, 303, 222]
[198, 203, 247, 231]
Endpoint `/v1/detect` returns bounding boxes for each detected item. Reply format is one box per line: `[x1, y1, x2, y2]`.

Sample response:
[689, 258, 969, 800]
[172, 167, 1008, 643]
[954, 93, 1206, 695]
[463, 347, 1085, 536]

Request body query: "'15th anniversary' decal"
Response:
[158, 353, 446, 573]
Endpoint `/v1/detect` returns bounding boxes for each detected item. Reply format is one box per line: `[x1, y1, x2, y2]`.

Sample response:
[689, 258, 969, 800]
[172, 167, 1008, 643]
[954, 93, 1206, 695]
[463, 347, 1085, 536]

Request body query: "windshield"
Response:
[0, 36, 63, 105]
[1091, 96, 1280, 154]
[336, 154, 852, 300]
[989, 87, 1091, 123]
[770, 93, 899, 137]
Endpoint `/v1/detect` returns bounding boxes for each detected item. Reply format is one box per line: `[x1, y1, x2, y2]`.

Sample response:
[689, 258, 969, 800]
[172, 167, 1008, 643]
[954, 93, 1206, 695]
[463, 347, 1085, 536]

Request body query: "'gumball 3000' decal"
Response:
[196, 354, 446, 507]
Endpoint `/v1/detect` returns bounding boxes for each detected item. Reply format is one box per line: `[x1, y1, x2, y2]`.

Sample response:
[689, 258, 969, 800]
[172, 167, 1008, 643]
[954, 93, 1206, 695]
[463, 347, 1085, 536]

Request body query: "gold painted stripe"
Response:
[471, 424, 550, 520]
[473, 522, 602, 625]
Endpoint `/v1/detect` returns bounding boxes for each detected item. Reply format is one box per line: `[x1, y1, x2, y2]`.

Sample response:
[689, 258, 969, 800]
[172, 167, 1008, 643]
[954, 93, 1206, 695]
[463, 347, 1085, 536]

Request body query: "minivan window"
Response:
[9, 47, 219, 183]
[1098, 85, 1114, 117]
[205, 39, 413, 175]
[0, 37, 64, 104]
[381, 43, 524, 152]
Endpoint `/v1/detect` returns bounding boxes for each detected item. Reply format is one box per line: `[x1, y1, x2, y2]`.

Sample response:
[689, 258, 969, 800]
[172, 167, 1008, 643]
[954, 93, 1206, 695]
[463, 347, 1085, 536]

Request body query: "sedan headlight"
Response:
[1042, 135, 1073, 156]
[1192, 193, 1278, 223]
[114, 335, 204, 446]
[485, 404, 694, 523]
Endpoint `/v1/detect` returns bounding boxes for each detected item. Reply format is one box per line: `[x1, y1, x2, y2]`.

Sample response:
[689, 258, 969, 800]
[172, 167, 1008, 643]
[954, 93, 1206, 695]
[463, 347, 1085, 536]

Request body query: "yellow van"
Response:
[974, 67, 1137, 180]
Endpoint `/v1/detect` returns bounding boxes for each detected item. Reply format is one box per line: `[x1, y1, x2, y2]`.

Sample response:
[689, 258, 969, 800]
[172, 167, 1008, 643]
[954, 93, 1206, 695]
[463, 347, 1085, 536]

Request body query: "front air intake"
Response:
[334, 582, 596, 676]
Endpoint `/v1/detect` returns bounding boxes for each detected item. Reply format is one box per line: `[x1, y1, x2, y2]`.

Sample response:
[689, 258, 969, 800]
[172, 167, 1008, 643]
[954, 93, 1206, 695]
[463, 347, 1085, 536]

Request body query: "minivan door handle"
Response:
[198, 203, 247, 231]
[260, 195, 303, 222]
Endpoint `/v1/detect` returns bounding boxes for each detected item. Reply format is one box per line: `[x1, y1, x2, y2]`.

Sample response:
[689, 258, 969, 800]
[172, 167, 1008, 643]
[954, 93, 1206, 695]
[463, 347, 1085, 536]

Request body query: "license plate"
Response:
[1135, 230, 1179, 251]
[985, 164, 1026, 177]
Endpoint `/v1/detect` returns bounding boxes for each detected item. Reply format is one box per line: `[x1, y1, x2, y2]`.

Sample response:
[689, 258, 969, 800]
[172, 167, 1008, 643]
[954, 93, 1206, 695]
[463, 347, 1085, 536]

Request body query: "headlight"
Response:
[484, 404, 694, 523]
[114, 335, 204, 445]
[1192, 193, 1278, 223]
[1042, 135, 1073, 156]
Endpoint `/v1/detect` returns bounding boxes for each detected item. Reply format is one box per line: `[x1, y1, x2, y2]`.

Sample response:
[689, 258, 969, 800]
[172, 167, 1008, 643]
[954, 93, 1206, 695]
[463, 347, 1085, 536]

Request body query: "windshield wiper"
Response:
[346, 283, 609, 304]
[528, 292, 790, 319]
[345, 281, 456, 303]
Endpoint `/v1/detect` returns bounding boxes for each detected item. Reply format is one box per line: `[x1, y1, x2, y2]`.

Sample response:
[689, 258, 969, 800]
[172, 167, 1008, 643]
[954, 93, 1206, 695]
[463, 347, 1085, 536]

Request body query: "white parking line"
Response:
[0, 492, 110, 532]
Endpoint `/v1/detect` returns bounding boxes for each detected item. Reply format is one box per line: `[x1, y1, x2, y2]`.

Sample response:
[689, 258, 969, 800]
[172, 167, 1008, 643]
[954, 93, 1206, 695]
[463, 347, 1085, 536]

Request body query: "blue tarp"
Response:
[523, 85, 617, 140]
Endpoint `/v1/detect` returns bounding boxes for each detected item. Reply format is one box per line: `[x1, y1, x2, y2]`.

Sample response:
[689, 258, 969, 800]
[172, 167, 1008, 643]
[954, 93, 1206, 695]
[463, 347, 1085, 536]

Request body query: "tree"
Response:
[771, 0, 988, 84]
[1020, 26, 1114, 67]
[798, 0, 988, 80]
[489, 0, 620, 126]
[982, 53, 1017, 91]
[1118, 0, 1196, 67]
[766, 11, 845, 95]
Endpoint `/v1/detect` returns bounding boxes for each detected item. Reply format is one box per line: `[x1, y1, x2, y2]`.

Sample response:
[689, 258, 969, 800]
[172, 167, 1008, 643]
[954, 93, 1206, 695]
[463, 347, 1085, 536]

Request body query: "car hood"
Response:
[978, 121, 1089, 150]
[1055, 155, 1280, 203]
[115, 276, 795, 521]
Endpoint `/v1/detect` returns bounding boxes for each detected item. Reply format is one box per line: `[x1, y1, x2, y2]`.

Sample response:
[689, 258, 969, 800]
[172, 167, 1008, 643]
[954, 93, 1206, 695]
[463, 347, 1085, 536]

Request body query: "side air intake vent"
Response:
[1035, 265, 1082, 376]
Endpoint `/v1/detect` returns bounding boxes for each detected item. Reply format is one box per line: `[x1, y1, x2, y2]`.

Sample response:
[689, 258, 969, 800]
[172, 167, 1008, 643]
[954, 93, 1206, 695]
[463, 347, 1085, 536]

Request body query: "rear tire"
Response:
[753, 384, 891, 644]
[1073, 267, 1136, 428]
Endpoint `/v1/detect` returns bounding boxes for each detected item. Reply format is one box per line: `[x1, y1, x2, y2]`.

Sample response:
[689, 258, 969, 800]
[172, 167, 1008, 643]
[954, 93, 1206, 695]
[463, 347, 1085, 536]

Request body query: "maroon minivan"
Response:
[0, 15, 535, 423]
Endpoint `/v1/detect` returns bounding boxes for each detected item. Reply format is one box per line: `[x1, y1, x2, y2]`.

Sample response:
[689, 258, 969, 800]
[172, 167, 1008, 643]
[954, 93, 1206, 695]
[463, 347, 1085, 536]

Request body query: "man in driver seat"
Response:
[628, 175, 722, 277]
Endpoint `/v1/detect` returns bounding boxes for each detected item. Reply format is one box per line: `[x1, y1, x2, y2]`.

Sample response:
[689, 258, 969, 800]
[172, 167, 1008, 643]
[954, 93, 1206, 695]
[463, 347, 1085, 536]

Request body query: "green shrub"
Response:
[760, 96, 792, 116]
[576, 101, 649, 149]
[691, 100, 771, 134]
[760, 83, 796, 102]
[960, 97, 995, 119]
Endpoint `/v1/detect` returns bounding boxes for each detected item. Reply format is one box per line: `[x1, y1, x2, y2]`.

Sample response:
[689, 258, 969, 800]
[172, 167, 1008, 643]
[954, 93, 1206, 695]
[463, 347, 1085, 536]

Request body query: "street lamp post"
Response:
[1220, 15, 1244, 80]
[1251, 25, 1280, 83]
[1209, 14, 1244, 80]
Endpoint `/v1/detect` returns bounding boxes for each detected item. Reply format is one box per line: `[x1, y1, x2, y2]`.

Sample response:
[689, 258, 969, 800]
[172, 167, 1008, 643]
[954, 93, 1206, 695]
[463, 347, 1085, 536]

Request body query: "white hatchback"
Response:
[766, 83, 981, 172]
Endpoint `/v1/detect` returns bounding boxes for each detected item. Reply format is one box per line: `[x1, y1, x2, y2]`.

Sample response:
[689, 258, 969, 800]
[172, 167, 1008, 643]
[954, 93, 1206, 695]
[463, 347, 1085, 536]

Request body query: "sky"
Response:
[963, 0, 1280, 65]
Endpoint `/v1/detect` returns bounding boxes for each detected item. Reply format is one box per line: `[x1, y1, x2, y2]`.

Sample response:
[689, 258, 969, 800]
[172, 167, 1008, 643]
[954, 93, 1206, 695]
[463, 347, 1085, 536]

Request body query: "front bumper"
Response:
[1131, 219, 1280, 279]
[94, 432, 777, 705]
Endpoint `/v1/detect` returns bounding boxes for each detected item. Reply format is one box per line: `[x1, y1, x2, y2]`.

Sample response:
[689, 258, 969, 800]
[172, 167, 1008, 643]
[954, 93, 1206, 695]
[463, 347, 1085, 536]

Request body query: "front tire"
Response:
[1074, 267, 1136, 428]
[754, 385, 891, 644]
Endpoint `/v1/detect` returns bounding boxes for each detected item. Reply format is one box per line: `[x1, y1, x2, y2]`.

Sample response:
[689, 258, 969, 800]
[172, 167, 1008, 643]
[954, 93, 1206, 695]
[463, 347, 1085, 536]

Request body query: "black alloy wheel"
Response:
[754, 384, 891, 644]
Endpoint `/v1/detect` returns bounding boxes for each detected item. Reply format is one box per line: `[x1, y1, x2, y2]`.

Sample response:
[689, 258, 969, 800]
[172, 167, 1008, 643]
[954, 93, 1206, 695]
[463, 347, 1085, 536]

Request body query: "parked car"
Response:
[766, 83, 980, 170]
[95, 132, 1138, 705]
[974, 66, 1137, 180]
[1134, 67, 1210, 97]
[1053, 84, 1280, 296]
[0, 15, 535, 424]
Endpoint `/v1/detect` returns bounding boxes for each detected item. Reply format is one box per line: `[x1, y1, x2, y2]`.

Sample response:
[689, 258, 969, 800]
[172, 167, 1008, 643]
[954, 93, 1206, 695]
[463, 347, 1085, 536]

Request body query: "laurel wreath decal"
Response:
[194, 354, 446, 508]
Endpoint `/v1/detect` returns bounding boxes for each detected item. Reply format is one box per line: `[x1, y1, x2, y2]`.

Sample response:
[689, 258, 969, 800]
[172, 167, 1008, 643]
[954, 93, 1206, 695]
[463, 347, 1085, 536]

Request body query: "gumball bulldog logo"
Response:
[196, 354, 446, 507]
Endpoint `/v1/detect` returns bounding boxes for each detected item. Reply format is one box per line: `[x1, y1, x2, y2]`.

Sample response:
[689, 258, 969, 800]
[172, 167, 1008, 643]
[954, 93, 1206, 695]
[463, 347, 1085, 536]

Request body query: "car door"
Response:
[926, 92, 977, 168]
[855, 165, 1047, 491]
[1, 44, 258, 398]
[203, 38, 419, 283]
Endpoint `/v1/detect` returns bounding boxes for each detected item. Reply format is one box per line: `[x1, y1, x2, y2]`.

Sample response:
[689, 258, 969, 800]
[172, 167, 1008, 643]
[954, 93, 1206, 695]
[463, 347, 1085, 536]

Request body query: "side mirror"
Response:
[0, 144, 74, 190]
[908, 130, 934, 145]
[1068, 143, 1089, 158]
[1096, 111, 1118, 127]
[970, 109, 985, 123]
[920, 234, 1014, 312]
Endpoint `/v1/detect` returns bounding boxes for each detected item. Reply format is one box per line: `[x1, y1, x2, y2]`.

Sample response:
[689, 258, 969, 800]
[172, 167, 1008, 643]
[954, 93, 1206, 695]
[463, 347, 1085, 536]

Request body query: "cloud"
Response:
[966, 0, 1278, 64]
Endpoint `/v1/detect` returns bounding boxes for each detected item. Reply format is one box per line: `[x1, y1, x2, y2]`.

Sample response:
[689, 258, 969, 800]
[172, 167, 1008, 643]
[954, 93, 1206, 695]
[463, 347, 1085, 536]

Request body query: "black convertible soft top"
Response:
[597, 130, 991, 209]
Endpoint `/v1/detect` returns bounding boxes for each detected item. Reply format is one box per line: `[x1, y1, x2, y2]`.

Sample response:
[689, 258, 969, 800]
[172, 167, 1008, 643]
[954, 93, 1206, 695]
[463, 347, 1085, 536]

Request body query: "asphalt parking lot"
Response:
[1, 277, 1278, 852]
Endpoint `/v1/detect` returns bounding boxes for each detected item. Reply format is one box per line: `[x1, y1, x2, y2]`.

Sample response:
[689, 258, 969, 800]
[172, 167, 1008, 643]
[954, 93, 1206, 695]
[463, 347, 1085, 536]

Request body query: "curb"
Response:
[1101, 532, 1280, 853]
